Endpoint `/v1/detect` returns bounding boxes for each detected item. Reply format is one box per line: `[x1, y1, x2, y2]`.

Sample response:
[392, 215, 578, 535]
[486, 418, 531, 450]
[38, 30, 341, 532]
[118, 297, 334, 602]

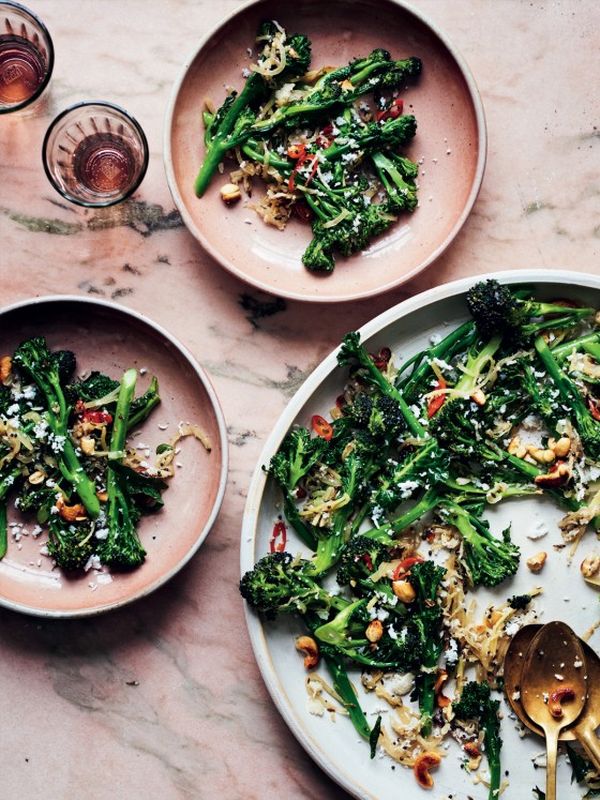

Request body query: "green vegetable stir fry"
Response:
[0, 337, 209, 573]
[195, 20, 421, 273]
[241, 280, 600, 796]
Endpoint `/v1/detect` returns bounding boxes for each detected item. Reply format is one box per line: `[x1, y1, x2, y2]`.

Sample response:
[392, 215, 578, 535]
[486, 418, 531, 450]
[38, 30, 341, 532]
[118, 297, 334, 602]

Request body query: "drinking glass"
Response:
[42, 101, 149, 207]
[0, 1, 53, 113]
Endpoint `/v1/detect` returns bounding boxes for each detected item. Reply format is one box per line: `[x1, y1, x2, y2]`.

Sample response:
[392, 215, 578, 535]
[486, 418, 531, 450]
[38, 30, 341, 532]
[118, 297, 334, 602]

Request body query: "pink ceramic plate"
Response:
[165, 0, 486, 302]
[0, 297, 227, 617]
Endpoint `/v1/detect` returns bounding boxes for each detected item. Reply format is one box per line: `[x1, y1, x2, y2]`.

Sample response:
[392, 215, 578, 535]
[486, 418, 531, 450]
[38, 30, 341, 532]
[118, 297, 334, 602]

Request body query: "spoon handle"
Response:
[546, 729, 558, 800]
[577, 724, 600, 773]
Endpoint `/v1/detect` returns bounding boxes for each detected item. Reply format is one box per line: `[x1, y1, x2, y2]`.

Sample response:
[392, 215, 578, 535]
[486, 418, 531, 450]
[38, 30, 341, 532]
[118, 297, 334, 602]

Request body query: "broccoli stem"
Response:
[110, 369, 137, 453]
[283, 494, 319, 551]
[323, 652, 372, 740]
[535, 335, 599, 454]
[398, 321, 476, 400]
[194, 73, 265, 196]
[57, 438, 100, 518]
[551, 332, 600, 362]
[363, 488, 439, 543]
[127, 376, 160, 430]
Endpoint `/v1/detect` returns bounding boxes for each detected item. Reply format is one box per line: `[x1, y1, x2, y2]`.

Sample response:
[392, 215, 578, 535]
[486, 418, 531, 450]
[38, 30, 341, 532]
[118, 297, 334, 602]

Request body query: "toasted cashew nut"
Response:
[551, 436, 571, 458]
[366, 619, 384, 643]
[28, 469, 46, 485]
[508, 435, 527, 459]
[527, 446, 556, 465]
[470, 388, 486, 406]
[581, 553, 600, 578]
[220, 183, 241, 204]
[0, 355, 12, 383]
[548, 687, 576, 719]
[526, 551, 547, 573]
[55, 495, 87, 523]
[80, 436, 96, 456]
[295, 636, 319, 670]
[413, 752, 441, 789]
[392, 579, 416, 603]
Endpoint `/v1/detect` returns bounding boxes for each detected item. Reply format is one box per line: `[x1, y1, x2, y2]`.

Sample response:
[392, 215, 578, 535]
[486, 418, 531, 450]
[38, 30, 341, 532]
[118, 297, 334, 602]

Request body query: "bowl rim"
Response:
[240, 268, 600, 799]
[163, 0, 488, 303]
[0, 294, 229, 618]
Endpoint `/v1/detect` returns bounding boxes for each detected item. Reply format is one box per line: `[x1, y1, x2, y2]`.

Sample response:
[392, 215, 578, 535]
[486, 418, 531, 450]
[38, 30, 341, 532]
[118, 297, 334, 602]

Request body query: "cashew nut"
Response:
[508, 435, 527, 459]
[581, 553, 600, 580]
[366, 619, 384, 643]
[0, 355, 12, 384]
[220, 183, 242, 205]
[80, 436, 96, 456]
[527, 446, 556, 465]
[413, 752, 441, 789]
[548, 687, 576, 719]
[295, 635, 319, 670]
[550, 436, 571, 458]
[526, 551, 547, 573]
[470, 388, 486, 406]
[392, 579, 416, 603]
[28, 469, 46, 485]
[55, 495, 87, 523]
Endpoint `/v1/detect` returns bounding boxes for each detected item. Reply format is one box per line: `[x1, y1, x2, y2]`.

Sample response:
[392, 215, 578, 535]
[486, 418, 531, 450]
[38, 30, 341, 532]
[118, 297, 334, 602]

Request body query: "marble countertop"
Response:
[0, 1, 598, 798]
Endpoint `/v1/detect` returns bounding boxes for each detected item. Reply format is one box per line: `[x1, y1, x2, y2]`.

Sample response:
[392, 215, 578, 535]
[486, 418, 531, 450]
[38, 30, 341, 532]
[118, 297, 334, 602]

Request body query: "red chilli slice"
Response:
[427, 377, 447, 418]
[392, 555, 424, 580]
[270, 521, 287, 553]
[311, 414, 333, 441]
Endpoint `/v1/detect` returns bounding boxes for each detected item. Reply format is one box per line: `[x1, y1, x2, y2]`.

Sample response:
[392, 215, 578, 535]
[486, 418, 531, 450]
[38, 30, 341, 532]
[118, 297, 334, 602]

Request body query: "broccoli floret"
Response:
[453, 681, 502, 800]
[372, 151, 419, 213]
[466, 279, 594, 340]
[270, 427, 327, 491]
[508, 593, 532, 610]
[65, 371, 119, 407]
[240, 551, 345, 619]
[346, 392, 405, 442]
[13, 337, 100, 519]
[336, 535, 391, 588]
[443, 500, 520, 587]
[47, 517, 95, 571]
[53, 350, 76, 384]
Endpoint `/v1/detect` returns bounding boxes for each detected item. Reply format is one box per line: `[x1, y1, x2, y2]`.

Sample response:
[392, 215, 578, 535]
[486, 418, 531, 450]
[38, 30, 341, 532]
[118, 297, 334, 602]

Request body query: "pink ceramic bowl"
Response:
[0, 296, 228, 617]
[165, 0, 486, 302]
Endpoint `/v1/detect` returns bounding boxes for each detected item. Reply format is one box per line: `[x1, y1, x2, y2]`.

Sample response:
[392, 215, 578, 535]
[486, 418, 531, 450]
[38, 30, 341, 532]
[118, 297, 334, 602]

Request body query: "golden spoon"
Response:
[520, 621, 588, 800]
[504, 624, 600, 772]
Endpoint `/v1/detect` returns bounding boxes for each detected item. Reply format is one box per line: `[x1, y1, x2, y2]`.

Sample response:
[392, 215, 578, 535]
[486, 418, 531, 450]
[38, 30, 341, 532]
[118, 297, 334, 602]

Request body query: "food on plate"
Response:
[0, 336, 210, 573]
[241, 280, 600, 795]
[195, 20, 422, 273]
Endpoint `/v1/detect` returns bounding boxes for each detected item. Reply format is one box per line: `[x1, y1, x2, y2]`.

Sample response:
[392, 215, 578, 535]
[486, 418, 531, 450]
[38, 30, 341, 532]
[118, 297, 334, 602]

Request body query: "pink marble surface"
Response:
[0, 1, 598, 798]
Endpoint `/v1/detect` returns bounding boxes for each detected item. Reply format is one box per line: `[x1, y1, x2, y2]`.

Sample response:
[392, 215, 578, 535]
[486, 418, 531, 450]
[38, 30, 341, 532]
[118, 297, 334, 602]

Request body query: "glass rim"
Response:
[0, 0, 55, 114]
[41, 99, 150, 208]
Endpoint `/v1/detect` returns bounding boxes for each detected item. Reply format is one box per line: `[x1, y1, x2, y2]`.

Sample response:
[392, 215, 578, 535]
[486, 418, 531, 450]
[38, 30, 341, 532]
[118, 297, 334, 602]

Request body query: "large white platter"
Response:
[241, 269, 600, 799]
